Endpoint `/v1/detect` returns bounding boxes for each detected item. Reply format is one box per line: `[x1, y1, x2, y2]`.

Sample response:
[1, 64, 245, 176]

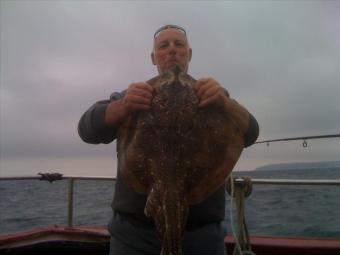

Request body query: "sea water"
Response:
[1, 168, 339, 237]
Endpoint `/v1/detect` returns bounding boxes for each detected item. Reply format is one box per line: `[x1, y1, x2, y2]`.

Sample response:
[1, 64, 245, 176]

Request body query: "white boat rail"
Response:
[1, 174, 340, 227]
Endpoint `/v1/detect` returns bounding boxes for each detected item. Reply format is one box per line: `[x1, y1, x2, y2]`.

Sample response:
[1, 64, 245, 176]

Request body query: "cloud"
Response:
[1, 1, 340, 174]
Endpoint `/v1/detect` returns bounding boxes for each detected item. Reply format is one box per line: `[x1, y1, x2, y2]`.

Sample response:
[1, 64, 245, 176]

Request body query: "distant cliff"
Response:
[255, 161, 340, 171]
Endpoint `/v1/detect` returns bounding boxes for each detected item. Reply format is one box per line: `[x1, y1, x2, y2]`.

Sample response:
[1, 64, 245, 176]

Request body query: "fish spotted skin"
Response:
[117, 65, 244, 255]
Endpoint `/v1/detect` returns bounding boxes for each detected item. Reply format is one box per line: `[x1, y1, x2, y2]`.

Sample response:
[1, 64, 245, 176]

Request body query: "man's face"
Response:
[151, 28, 192, 74]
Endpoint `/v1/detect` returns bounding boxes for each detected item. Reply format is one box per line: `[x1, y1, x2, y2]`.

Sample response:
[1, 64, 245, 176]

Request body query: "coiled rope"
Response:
[226, 175, 256, 255]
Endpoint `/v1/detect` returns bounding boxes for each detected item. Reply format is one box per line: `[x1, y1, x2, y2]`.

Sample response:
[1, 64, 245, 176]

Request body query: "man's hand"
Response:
[195, 77, 251, 134]
[122, 82, 154, 114]
[194, 78, 228, 108]
[105, 82, 153, 127]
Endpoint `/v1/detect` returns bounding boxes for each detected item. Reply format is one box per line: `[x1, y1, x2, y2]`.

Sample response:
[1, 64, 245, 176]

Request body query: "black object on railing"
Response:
[38, 172, 63, 182]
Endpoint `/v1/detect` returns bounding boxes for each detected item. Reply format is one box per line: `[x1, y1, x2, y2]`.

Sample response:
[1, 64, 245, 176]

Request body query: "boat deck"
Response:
[1, 226, 339, 255]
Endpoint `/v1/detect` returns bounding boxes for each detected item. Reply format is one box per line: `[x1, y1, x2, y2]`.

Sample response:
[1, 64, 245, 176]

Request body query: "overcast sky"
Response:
[1, 1, 340, 176]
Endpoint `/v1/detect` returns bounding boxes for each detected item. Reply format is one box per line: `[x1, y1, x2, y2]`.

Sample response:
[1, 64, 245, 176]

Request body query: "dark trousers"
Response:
[108, 212, 227, 255]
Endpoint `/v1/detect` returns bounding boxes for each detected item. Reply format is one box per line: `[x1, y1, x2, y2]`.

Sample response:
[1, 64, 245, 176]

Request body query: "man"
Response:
[78, 25, 259, 255]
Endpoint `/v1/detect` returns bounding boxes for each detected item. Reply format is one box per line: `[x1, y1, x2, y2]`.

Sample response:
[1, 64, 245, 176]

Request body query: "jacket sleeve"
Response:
[78, 92, 124, 144]
[244, 113, 259, 148]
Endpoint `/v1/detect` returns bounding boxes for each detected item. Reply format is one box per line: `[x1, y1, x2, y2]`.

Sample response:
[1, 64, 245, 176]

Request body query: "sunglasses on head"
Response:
[154, 25, 186, 38]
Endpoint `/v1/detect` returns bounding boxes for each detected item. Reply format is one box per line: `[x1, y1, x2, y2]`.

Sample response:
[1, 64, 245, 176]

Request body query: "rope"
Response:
[226, 175, 256, 255]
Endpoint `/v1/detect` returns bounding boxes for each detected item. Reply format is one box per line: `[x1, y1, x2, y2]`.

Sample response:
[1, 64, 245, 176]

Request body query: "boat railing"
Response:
[1, 174, 340, 228]
[0, 174, 116, 227]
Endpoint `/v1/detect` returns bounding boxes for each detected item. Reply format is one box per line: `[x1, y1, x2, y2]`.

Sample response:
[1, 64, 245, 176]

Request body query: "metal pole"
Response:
[255, 133, 340, 145]
[68, 178, 74, 227]
[250, 178, 340, 185]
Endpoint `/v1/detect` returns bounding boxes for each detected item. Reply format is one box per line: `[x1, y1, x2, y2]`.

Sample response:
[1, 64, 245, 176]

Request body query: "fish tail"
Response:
[161, 233, 182, 255]
[160, 189, 187, 255]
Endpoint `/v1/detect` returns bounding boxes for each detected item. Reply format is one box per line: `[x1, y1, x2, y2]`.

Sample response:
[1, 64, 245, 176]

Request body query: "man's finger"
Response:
[129, 87, 153, 99]
[195, 80, 215, 99]
[127, 94, 152, 106]
[129, 82, 154, 94]
[199, 86, 220, 102]
[199, 93, 220, 108]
